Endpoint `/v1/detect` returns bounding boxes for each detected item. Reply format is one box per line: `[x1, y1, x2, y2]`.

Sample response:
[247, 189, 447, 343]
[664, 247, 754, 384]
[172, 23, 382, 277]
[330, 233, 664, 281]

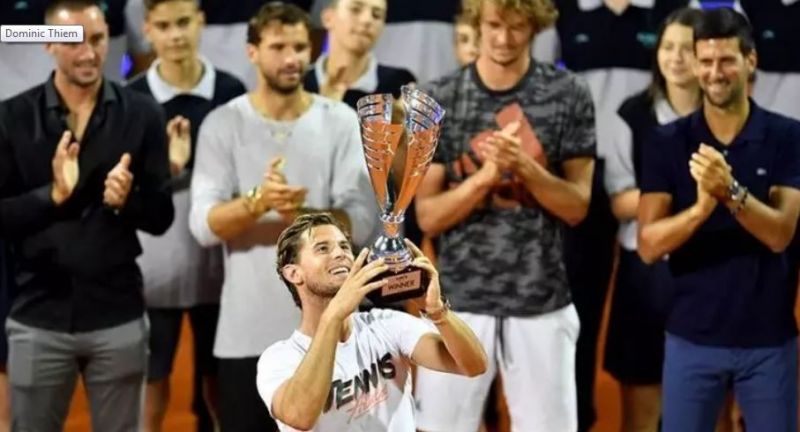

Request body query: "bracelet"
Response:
[420, 297, 451, 325]
[243, 185, 265, 216]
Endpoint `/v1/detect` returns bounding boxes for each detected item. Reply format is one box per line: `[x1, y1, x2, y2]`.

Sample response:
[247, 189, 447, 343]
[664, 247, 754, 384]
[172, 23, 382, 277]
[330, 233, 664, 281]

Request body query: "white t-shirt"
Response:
[256, 309, 435, 431]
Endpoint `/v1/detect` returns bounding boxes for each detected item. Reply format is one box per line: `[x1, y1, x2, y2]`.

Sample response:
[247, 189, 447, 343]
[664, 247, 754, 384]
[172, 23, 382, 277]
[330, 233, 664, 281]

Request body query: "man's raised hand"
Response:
[51, 131, 80, 206]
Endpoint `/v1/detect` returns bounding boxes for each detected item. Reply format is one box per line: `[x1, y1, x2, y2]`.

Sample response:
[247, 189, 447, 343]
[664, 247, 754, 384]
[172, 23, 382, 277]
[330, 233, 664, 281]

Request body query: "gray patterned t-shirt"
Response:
[423, 62, 596, 317]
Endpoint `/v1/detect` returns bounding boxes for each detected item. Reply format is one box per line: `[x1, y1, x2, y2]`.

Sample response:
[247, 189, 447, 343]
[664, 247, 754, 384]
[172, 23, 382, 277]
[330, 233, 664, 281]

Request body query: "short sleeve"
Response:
[597, 112, 637, 196]
[377, 309, 436, 357]
[420, 78, 454, 166]
[772, 122, 800, 190]
[256, 343, 304, 422]
[639, 127, 674, 194]
[560, 76, 597, 161]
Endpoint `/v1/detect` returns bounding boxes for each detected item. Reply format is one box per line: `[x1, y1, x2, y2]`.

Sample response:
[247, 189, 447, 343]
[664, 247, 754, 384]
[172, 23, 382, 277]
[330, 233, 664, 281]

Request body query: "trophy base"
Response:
[365, 265, 429, 305]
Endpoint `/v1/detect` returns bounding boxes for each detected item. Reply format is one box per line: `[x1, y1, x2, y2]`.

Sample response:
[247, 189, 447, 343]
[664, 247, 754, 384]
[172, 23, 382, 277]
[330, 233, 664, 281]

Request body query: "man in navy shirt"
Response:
[638, 8, 800, 431]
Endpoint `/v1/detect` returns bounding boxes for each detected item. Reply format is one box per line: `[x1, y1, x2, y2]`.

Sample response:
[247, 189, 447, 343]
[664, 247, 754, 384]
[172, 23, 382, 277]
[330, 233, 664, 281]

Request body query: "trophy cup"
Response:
[356, 85, 446, 304]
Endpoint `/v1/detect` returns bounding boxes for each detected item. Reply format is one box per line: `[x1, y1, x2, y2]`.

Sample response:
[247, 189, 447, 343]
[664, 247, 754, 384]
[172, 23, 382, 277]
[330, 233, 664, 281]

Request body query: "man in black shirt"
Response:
[0, 1, 174, 430]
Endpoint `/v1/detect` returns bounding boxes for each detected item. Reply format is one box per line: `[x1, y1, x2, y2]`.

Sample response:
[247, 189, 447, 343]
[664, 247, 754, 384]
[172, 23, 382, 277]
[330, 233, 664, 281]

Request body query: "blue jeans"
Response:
[663, 333, 798, 432]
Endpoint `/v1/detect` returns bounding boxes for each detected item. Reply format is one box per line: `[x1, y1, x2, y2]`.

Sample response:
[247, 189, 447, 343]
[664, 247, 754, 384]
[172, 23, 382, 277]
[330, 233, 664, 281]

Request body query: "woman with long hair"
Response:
[601, 8, 703, 432]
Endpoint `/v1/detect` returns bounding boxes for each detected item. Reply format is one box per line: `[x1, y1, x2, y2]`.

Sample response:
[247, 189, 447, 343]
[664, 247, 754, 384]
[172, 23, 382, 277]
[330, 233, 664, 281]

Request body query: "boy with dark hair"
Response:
[303, 0, 415, 109]
[127, 0, 246, 430]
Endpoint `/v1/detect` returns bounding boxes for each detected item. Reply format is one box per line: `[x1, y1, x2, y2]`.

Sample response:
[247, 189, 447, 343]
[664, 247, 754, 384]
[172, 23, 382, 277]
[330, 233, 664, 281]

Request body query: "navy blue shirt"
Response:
[640, 101, 800, 347]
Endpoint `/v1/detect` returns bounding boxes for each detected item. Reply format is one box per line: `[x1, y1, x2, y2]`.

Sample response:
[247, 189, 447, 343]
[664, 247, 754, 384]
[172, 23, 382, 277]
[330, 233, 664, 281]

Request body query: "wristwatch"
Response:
[728, 179, 749, 215]
[728, 179, 744, 202]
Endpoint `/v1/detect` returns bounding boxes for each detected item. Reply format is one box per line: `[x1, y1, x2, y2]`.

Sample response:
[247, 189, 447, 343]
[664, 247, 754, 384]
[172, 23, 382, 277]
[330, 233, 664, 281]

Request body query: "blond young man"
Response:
[414, 0, 596, 430]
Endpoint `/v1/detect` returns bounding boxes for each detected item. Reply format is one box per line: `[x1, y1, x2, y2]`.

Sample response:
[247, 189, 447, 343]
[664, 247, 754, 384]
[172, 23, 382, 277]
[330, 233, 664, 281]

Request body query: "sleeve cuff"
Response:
[32, 183, 56, 211]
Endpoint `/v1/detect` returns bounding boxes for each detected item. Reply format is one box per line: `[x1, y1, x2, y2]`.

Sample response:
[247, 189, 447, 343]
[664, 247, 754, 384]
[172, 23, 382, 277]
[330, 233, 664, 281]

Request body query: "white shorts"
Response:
[414, 304, 581, 432]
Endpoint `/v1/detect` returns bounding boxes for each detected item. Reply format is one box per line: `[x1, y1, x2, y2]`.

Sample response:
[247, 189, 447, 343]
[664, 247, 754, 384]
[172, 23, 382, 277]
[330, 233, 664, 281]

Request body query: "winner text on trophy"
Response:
[356, 85, 446, 304]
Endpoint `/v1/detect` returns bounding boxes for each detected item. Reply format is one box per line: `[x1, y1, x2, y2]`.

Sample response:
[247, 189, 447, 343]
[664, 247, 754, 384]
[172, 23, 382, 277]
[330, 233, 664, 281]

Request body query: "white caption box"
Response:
[1, 25, 84, 43]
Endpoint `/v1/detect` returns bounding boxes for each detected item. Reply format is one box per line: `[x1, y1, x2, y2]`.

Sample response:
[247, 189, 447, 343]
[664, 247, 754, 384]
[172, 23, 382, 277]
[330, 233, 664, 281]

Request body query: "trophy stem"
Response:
[380, 213, 404, 239]
[371, 213, 409, 272]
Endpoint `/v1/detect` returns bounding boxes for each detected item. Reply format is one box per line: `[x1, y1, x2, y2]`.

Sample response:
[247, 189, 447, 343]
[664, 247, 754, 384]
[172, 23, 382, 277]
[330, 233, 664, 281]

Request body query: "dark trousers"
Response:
[563, 158, 617, 432]
[218, 357, 278, 432]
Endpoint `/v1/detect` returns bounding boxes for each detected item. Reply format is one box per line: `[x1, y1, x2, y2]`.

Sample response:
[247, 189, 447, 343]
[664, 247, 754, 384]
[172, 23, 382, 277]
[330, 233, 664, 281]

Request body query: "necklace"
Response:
[269, 125, 293, 144]
[249, 92, 312, 148]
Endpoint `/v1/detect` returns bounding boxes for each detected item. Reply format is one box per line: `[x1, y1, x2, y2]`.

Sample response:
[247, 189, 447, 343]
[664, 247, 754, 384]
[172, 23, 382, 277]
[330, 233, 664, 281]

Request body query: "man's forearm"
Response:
[727, 194, 797, 252]
[638, 204, 712, 264]
[416, 178, 492, 237]
[517, 159, 591, 226]
[434, 311, 487, 377]
[207, 197, 263, 242]
[208, 202, 352, 246]
[273, 315, 342, 430]
[611, 189, 640, 222]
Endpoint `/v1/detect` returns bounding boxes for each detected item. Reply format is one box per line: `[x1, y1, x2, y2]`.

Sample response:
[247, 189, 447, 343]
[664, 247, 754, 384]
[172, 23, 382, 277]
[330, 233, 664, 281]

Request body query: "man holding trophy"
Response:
[256, 86, 487, 431]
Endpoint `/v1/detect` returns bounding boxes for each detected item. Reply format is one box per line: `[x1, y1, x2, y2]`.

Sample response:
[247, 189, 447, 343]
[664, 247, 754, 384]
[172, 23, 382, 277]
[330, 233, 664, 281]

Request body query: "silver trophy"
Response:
[356, 85, 446, 304]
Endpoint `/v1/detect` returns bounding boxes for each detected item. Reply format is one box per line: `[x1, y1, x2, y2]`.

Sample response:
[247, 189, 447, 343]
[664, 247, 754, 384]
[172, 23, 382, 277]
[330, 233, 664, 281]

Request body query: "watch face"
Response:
[729, 181, 739, 196]
[729, 181, 746, 202]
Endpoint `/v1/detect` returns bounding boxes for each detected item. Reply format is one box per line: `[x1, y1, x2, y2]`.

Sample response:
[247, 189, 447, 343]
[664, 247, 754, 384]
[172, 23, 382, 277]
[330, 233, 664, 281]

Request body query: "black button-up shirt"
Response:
[0, 75, 174, 332]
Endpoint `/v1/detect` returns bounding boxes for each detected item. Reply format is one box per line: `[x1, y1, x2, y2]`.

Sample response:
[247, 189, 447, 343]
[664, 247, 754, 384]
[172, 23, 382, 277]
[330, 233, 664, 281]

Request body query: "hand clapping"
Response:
[104, 153, 134, 209]
[689, 143, 733, 201]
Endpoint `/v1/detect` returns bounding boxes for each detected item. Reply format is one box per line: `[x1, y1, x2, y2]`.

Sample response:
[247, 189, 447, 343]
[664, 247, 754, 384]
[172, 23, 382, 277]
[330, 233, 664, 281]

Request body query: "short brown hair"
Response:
[247, 1, 312, 45]
[144, 0, 198, 12]
[461, 0, 558, 35]
[45, 0, 101, 23]
[276, 212, 353, 309]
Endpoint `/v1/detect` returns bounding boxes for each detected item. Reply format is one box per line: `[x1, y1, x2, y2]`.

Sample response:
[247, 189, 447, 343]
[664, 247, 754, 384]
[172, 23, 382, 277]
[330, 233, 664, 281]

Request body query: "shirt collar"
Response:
[314, 53, 379, 94]
[146, 56, 216, 104]
[44, 72, 116, 110]
[690, 98, 766, 145]
[578, 0, 655, 11]
[654, 95, 680, 125]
